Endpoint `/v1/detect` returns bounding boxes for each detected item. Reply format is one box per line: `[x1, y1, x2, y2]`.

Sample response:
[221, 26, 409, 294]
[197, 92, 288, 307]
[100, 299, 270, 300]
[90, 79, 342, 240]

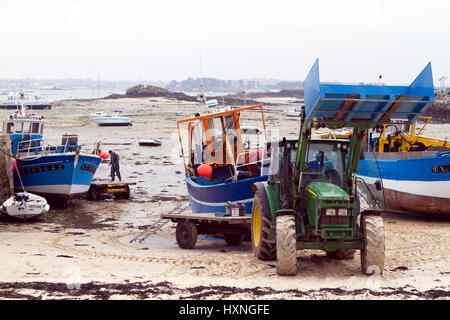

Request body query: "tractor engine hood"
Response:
[305, 182, 349, 201]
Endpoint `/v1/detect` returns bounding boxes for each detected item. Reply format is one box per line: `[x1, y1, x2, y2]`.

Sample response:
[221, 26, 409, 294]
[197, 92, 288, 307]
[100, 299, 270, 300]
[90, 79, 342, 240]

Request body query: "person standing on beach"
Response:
[109, 150, 121, 181]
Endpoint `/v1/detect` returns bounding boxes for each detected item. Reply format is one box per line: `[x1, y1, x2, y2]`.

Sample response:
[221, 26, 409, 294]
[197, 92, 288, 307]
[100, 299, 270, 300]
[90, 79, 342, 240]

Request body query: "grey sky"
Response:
[1, 0, 449, 84]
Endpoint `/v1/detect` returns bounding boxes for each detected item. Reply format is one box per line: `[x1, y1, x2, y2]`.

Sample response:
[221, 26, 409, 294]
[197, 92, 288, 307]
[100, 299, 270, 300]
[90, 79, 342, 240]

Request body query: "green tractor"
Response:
[250, 59, 434, 276]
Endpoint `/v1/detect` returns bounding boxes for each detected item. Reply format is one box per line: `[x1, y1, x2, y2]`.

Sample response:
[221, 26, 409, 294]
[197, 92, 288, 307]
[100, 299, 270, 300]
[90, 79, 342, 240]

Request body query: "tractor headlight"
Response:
[325, 208, 336, 216]
[337, 208, 349, 216]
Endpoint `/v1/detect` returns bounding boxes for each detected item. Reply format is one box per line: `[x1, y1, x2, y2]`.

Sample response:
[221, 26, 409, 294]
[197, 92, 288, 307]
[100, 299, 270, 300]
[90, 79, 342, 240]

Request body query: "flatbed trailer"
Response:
[87, 180, 136, 200]
[160, 212, 251, 249]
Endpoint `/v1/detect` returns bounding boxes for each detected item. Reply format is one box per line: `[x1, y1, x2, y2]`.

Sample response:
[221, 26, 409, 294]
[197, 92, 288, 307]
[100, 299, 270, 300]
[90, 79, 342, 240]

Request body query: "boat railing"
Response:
[233, 149, 269, 180]
[16, 138, 72, 157]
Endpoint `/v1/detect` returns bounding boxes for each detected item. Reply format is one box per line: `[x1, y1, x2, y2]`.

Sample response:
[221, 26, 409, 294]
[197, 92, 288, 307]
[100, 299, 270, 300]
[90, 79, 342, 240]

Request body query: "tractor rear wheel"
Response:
[176, 220, 198, 249]
[361, 215, 385, 275]
[276, 215, 297, 276]
[251, 190, 276, 261]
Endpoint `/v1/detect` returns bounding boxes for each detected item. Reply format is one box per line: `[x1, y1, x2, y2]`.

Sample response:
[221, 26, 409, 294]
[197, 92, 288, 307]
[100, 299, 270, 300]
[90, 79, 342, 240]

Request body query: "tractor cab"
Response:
[269, 137, 384, 238]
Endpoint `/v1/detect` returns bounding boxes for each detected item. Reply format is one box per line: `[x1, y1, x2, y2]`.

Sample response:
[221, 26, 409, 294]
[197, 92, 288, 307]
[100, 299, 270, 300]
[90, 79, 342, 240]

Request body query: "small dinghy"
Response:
[138, 139, 162, 146]
[2, 192, 50, 220]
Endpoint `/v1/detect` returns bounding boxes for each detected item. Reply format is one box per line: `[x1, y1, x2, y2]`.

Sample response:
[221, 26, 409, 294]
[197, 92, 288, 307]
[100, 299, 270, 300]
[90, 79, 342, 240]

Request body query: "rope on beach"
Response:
[129, 203, 190, 244]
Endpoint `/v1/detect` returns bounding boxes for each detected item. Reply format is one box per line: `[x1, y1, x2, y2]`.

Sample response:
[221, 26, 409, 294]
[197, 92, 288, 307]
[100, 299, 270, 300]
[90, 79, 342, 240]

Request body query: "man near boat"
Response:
[109, 150, 121, 181]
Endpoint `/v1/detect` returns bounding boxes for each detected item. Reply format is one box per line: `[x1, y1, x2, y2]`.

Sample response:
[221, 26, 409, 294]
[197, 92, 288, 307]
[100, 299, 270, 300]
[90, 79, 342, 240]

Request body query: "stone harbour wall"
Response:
[0, 134, 13, 203]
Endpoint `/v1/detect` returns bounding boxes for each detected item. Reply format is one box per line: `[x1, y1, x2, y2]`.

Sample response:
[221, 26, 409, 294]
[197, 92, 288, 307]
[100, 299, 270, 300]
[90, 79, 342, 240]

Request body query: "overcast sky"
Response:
[1, 0, 449, 84]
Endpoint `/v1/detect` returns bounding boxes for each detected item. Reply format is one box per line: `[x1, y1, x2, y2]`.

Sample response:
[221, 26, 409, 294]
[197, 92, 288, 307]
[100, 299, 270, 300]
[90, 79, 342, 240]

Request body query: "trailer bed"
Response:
[161, 212, 251, 249]
[88, 180, 136, 200]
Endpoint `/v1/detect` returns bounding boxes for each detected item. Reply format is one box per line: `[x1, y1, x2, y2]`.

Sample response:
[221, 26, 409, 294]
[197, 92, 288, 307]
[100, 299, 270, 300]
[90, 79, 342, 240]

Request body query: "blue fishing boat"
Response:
[358, 151, 450, 215]
[4, 103, 102, 206]
[177, 104, 270, 214]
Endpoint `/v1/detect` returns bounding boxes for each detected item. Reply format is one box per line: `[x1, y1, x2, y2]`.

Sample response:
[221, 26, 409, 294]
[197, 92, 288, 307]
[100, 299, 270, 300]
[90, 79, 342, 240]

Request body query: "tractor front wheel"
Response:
[276, 215, 297, 276]
[361, 215, 385, 275]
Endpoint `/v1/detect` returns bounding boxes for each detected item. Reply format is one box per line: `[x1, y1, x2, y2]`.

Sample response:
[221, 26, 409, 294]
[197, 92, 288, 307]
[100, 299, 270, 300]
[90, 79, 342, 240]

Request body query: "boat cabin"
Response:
[177, 105, 268, 185]
[3, 113, 80, 156]
[3, 113, 44, 135]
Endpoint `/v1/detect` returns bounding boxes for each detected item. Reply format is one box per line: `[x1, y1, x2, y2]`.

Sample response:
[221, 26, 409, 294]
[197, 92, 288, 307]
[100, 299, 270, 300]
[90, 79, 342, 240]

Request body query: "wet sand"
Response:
[0, 97, 449, 299]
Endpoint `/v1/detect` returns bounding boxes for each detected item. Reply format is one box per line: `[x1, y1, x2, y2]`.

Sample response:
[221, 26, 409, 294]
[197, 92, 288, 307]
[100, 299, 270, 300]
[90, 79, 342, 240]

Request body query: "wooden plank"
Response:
[334, 94, 359, 121]
[379, 95, 409, 123]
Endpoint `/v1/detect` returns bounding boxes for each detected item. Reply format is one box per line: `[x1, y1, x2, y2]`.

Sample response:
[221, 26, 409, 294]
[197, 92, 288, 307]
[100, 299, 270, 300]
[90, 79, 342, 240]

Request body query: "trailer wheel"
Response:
[361, 215, 385, 275]
[176, 220, 198, 249]
[326, 249, 355, 260]
[123, 186, 130, 199]
[276, 215, 297, 276]
[116, 186, 130, 199]
[251, 190, 276, 261]
[224, 234, 244, 246]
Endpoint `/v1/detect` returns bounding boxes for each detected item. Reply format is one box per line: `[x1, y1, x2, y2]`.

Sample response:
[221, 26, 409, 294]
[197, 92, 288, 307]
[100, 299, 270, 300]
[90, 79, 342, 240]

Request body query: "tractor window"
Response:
[305, 143, 344, 186]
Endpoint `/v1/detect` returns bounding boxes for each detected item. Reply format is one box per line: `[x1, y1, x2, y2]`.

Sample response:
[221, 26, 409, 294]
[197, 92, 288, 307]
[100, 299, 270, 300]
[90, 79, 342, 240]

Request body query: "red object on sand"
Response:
[197, 163, 213, 178]
[98, 150, 109, 160]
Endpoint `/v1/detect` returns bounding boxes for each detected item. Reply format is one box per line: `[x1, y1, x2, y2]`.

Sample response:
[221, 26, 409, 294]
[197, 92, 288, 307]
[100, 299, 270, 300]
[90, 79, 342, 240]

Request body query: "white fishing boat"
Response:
[2, 192, 50, 220]
[0, 90, 52, 110]
[92, 110, 132, 126]
[285, 106, 302, 117]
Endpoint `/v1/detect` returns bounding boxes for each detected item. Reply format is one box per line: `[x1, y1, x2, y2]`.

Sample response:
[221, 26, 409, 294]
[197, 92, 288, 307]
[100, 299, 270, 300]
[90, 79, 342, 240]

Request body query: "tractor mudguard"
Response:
[251, 182, 279, 222]
[359, 210, 382, 217]
[275, 209, 296, 217]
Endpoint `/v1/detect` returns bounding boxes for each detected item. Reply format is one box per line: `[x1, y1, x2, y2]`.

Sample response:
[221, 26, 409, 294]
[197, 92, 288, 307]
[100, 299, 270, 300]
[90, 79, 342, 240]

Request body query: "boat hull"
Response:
[14, 153, 102, 200]
[0, 104, 52, 110]
[2, 193, 50, 220]
[139, 139, 161, 146]
[92, 117, 131, 126]
[358, 151, 450, 215]
[186, 175, 269, 214]
[97, 122, 132, 126]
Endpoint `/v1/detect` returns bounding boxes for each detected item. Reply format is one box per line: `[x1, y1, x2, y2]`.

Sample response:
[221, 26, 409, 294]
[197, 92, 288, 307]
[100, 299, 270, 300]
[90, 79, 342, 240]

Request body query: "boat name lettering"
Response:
[19, 164, 65, 175]
[431, 165, 450, 173]
[80, 164, 97, 174]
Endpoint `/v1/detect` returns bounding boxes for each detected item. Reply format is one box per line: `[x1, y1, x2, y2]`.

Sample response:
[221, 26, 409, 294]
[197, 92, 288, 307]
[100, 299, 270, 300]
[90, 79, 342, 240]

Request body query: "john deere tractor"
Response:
[251, 59, 434, 276]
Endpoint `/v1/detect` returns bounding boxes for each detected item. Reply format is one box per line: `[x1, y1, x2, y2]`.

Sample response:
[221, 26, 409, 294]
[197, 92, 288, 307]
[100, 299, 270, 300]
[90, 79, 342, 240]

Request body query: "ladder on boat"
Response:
[129, 203, 190, 244]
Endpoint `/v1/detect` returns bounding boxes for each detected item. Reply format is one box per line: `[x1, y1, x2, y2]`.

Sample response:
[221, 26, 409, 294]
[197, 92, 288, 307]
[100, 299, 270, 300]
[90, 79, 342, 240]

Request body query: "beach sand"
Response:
[0, 98, 448, 299]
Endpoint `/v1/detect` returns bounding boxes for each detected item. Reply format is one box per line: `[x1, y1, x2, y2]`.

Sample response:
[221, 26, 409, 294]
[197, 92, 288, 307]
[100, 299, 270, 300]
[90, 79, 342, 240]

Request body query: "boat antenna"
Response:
[196, 49, 207, 104]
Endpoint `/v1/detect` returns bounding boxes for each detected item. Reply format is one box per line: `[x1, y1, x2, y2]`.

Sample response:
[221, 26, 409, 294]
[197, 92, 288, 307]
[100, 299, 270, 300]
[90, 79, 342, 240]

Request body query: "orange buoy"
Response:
[98, 150, 109, 160]
[11, 158, 17, 170]
[197, 163, 212, 178]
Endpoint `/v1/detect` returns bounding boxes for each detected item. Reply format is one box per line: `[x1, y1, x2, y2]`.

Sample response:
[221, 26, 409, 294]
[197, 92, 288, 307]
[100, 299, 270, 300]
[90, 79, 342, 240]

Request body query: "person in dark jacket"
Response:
[109, 150, 121, 181]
